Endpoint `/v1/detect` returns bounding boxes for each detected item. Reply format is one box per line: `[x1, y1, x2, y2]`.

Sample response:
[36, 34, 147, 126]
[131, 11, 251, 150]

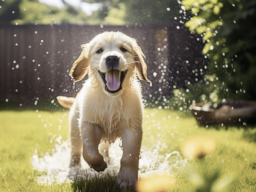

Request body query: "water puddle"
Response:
[32, 138, 188, 184]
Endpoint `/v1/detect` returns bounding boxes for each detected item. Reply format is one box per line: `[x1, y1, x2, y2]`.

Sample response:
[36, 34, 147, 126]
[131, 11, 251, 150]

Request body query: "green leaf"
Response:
[213, 5, 220, 14]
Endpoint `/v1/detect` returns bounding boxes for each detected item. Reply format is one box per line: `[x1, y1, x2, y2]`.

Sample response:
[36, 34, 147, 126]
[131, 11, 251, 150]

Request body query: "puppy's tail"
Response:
[57, 96, 75, 109]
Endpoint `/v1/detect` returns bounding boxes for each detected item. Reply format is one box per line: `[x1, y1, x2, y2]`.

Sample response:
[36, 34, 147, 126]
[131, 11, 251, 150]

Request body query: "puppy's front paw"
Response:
[90, 159, 107, 172]
[86, 155, 107, 172]
[117, 166, 137, 189]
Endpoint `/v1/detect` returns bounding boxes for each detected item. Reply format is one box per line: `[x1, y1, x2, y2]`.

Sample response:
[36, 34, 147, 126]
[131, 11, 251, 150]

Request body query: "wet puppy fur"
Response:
[57, 31, 150, 189]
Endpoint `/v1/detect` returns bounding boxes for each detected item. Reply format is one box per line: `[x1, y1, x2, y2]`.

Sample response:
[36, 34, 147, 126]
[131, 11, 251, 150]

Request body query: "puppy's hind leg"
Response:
[69, 104, 82, 168]
[99, 141, 111, 164]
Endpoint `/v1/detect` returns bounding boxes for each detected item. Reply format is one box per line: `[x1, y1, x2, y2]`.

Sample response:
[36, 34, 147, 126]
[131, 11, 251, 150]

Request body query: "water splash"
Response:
[32, 138, 187, 184]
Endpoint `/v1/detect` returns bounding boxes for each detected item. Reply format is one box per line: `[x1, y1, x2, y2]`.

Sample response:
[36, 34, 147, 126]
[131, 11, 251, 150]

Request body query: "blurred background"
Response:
[0, 0, 255, 111]
[0, 0, 208, 110]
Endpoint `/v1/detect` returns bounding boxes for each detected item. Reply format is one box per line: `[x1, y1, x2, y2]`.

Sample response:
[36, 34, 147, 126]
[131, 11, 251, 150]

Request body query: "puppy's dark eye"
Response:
[96, 48, 103, 54]
[120, 47, 127, 52]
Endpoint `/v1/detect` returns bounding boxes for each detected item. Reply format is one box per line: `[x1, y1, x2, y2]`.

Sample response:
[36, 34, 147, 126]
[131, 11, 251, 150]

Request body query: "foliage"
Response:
[169, 75, 221, 111]
[0, 0, 89, 24]
[180, 0, 256, 103]
[104, 2, 126, 25]
[121, 0, 180, 24]
[82, 0, 180, 25]
[1, 0, 180, 25]
[0, 0, 21, 23]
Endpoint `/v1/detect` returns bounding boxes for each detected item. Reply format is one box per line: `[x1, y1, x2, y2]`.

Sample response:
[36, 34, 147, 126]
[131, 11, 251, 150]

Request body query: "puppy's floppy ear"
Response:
[133, 44, 151, 83]
[69, 44, 89, 82]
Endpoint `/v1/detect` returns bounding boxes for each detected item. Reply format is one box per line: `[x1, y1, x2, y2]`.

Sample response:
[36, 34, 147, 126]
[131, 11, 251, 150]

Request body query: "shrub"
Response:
[169, 75, 219, 112]
[177, 0, 256, 106]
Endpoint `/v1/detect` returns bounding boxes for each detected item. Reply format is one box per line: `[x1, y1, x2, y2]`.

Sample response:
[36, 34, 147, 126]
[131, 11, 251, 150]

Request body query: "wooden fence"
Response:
[0, 24, 206, 105]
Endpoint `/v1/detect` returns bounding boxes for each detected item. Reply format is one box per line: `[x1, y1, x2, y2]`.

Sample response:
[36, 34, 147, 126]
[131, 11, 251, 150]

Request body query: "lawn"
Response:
[0, 109, 256, 192]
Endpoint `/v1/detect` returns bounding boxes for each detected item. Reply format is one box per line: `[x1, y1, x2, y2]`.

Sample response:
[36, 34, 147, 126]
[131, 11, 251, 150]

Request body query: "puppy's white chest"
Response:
[81, 91, 124, 132]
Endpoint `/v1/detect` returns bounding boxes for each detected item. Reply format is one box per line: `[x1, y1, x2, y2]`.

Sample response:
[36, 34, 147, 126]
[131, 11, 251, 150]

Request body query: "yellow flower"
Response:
[181, 137, 216, 159]
[136, 174, 175, 192]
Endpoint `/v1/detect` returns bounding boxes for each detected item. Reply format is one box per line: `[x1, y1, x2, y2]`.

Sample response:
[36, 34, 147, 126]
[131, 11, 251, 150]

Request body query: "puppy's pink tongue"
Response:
[105, 70, 120, 91]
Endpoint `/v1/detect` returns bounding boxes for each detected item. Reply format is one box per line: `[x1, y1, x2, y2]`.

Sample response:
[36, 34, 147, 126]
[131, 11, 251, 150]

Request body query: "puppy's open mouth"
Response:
[98, 70, 128, 93]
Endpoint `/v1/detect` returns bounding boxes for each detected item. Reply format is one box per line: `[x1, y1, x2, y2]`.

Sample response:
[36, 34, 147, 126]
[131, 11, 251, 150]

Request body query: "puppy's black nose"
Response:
[106, 56, 119, 65]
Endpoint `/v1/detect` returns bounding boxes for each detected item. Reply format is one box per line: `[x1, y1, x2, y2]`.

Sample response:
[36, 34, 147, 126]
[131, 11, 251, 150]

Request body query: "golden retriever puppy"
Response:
[57, 31, 150, 188]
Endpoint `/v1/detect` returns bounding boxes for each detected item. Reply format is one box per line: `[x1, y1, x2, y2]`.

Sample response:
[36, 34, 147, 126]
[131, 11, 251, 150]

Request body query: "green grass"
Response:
[0, 109, 256, 191]
[71, 176, 136, 192]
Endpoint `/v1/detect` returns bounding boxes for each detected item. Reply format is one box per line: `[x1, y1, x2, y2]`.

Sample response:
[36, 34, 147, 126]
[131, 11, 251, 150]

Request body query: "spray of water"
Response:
[32, 137, 188, 184]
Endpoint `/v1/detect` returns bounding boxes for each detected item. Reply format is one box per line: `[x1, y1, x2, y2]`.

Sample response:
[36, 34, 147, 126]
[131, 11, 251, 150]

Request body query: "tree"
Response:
[0, 0, 89, 25]
[82, 0, 180, 25]
[0, 0, 22, 23]
[171, 0, 256, 109]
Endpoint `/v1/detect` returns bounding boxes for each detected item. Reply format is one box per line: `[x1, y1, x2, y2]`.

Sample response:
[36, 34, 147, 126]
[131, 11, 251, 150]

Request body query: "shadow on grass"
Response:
[71, 175, 136, 192]
[196, 121, 256, 131]
[243, 129, 256, 142]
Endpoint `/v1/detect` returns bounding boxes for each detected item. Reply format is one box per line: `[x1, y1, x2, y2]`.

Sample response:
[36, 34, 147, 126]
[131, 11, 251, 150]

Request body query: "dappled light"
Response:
[0, 0, 256, 191]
